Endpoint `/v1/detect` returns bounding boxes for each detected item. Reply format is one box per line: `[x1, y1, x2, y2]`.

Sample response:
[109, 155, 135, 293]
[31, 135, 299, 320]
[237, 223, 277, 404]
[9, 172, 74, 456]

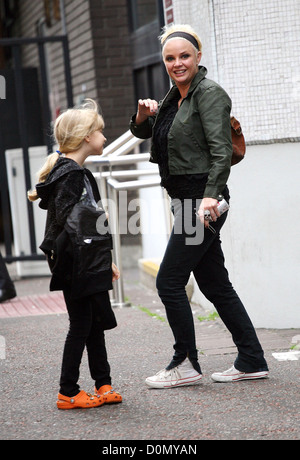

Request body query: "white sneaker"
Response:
[145, 358, 202, 389]
[211, 365, 269, 383]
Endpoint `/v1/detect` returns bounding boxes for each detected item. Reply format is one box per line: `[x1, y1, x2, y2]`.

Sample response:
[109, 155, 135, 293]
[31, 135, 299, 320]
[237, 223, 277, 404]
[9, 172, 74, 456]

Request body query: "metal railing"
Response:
[85, 131, 172, 307]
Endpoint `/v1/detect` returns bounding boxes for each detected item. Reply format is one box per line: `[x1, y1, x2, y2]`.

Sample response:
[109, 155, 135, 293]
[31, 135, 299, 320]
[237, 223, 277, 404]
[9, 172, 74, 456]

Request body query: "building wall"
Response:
[15, 0, 135, 144]
[89, 0, 135, 140]
[192, 142, 300, 328]
[171, 0, 300, 143]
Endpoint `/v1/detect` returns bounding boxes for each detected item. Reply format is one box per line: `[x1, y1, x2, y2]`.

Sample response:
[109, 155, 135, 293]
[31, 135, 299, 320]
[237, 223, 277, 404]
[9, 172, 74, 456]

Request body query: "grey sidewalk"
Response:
[0, 268, 299, 440]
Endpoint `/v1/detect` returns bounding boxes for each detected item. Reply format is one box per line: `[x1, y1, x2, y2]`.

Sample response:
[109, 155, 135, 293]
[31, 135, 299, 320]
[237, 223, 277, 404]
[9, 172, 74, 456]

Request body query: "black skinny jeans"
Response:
[59, 289, 112, 397]
[156, 199, 268, 374]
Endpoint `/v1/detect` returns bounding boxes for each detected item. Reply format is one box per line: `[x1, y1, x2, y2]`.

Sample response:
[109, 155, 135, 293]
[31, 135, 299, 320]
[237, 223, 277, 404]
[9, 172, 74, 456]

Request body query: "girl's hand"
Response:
[198, 198, 220, 228]
[112, 263, 120, 282]
[135, 99, 158, 124]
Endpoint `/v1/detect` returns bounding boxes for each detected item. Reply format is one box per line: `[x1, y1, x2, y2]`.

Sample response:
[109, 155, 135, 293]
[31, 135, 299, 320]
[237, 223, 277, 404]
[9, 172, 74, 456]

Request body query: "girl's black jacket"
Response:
[36, 157, 113, 300]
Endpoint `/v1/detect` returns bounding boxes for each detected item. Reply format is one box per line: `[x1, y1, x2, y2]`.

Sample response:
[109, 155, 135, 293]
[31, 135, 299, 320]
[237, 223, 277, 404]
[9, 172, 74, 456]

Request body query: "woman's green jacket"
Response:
[130, 66, 232, 200]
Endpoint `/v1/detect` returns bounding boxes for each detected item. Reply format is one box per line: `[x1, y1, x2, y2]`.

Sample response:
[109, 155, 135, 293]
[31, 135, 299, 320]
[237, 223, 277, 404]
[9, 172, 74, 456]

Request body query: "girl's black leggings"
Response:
[59, 290, 112, 397]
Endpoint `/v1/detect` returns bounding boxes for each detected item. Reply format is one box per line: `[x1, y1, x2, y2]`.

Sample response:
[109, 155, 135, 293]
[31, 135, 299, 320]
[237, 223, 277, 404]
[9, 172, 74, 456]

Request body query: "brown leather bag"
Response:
[230, 116, 246, 165]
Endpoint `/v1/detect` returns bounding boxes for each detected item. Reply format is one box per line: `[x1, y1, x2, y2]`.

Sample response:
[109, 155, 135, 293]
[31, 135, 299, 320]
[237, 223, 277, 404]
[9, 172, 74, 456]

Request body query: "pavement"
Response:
[0, 266, 299, 442]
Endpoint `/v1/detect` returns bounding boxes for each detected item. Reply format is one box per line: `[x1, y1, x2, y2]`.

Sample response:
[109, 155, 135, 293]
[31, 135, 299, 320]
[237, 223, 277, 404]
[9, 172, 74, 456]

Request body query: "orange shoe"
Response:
[95, 385, 122, 404]
[57, 390, 104, 410]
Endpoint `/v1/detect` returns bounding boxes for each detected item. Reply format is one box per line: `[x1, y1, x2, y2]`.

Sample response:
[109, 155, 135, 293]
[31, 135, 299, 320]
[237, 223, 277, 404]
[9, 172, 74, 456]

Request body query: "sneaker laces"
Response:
[157, 367, 181, 383]
[221, 365, 238, 375]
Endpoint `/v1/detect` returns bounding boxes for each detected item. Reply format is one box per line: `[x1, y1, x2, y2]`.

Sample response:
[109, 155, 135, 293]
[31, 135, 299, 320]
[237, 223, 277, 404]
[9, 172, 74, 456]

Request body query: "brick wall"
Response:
[89, 0, 135, 141]
[15, 0, 135, 144]
[88, 1, 139, 249]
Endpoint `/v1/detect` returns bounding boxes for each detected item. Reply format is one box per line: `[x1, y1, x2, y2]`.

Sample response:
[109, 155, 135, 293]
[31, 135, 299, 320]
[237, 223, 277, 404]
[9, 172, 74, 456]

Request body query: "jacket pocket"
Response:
[76, 236, 112, 277]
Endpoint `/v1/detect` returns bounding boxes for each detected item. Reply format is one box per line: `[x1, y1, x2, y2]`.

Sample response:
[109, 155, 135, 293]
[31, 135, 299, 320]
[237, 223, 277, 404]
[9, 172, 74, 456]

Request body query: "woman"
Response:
[130, 24, 269, 388]
[28, 99, 122, 408]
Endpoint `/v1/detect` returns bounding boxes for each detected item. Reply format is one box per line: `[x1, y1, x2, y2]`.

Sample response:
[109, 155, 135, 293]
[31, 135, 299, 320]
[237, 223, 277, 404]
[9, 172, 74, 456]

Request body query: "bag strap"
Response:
[230, 116, 242, 135]
[83, 175, 98, 208]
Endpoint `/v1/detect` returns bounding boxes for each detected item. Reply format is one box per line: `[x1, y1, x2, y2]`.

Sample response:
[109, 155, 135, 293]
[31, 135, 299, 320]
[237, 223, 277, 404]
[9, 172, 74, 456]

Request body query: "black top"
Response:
[152, 93, 229, 201]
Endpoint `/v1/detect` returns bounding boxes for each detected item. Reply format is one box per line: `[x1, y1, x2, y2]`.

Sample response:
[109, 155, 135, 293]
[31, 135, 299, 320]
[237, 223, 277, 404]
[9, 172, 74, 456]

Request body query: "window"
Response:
[128, 0, 159, 31]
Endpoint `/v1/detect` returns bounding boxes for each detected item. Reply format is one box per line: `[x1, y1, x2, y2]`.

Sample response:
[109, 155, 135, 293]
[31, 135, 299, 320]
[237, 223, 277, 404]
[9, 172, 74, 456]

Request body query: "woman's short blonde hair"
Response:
[159, 24, 202, 53]
[28, 99, 104, 201]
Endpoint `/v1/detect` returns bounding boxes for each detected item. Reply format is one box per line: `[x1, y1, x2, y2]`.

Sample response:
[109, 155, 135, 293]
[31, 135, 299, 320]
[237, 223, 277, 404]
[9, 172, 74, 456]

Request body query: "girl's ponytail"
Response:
[27, 151, 60, 201]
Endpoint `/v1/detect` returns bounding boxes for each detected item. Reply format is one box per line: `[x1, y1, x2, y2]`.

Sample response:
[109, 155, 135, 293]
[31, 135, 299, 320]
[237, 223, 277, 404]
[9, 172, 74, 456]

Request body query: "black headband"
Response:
[164, 32, 200, 51]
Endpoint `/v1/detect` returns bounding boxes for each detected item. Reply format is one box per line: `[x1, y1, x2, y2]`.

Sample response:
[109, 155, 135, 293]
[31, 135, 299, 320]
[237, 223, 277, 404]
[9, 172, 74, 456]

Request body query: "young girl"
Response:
[28, 99, 122, 409]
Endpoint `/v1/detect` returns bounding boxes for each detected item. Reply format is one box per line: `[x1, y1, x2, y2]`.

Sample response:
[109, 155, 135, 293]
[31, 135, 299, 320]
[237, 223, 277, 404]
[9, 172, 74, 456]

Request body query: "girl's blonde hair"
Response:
[28, 99, 104, 201]
[159, 24, 202, 54]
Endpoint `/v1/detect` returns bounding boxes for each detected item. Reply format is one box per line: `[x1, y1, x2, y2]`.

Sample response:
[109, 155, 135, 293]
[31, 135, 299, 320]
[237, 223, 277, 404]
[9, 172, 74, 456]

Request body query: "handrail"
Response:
[102, 130, 134, 156]
[106, 176, 161, 191]
[106, 176, 166, 307]
[85, 152, 150, 167]
[85, 130, 144, 159]
[84, 129, 171, 308]
[93, 168, 158, 180]
[103, 133, 144, 157]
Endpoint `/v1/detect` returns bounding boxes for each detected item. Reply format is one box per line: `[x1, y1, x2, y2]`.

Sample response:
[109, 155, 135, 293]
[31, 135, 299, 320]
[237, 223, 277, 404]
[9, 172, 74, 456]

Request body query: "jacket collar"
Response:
[187, 65, 207, 93]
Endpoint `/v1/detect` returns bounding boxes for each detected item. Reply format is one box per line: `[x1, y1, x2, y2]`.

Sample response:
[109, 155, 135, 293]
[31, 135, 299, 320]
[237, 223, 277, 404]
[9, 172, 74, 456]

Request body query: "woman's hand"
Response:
[198, 198, 220, 228]
[135, 99, 158, 124]
[112, 263, 120, 282]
